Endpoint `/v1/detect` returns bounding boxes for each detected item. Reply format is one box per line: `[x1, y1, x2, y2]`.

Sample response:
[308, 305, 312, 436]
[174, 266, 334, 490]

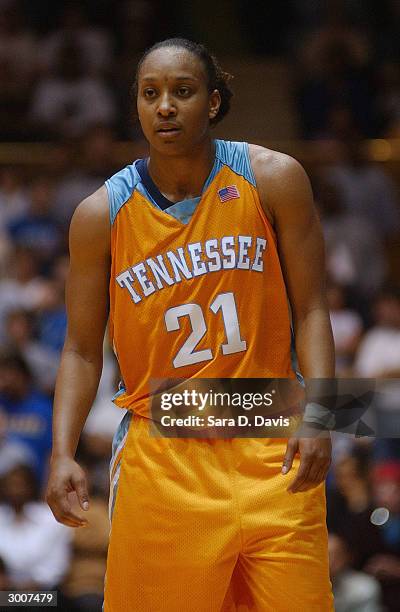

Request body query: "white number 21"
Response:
[164, 292, 247, 368]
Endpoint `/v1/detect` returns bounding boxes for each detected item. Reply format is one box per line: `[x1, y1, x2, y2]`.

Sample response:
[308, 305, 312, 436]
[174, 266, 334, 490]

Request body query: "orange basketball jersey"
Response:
[106, 140, 294, 417]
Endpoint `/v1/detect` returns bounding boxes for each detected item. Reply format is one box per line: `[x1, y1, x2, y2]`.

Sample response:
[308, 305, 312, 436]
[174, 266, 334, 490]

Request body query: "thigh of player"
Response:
[104, 417, 241, 612]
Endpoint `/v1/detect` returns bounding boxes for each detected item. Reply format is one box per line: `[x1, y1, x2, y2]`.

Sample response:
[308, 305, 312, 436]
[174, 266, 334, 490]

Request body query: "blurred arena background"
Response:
[0, 1, 399, 610]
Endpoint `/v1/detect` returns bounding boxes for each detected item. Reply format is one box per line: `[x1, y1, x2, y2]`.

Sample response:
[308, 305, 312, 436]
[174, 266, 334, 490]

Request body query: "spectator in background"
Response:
[325, 138, 400, 240]
[0, 407, 34, 477]
[295, 4, 375, 139]
[4, 308, 59, 395]
[327, 281, 363, 374]
[0, 246, 49, 343]
[38, 2, 113, 78]
[6, 176, 62, 273]
[315, 173, 386, 314]
[370, 462, 400, 557]
[327, 451, 384, 571]
[354, 287, 400, 379]
[329, 453, 371, 519]
[0, 167, 29, 229]
[54, 125, 119, 228]
[366, 461, 400, 611]
[0, 166, 29, 275]
[30, 40, 115, 140]
[0, 2, 37, 140]
[329, 532, 383, 612]
[327, 454, 400, 612]
[354, 286, 400, 446]
[0, 350, 52, 485]
[0, 465, 71, 590]
[37, 255, 68, 354]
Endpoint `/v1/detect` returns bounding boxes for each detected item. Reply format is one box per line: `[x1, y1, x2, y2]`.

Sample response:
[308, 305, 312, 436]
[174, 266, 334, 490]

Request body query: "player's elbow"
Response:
[62, 338, 104, 370]
[291, 299, 330, 328]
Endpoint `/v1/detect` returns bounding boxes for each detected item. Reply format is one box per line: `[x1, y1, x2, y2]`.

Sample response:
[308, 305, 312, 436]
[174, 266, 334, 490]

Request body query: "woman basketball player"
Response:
[47, 39, 334, 611]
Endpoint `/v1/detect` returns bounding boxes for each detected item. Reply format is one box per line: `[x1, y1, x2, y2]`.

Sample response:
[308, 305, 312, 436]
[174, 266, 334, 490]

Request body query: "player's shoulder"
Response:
[248, 144, 308, 186]
[71, 185, 109, 229]
[69, 186, 110, 255]
[248, 144, 313, 221]
[249, 144, 311, 199]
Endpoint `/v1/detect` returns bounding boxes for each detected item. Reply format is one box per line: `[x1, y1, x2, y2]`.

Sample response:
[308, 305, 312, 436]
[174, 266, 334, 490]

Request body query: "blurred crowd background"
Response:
[0, 0, 400, 611]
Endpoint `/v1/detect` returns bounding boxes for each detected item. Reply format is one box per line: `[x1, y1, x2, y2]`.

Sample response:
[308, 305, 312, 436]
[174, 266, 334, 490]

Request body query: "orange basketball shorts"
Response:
[103, 414, 333, 611]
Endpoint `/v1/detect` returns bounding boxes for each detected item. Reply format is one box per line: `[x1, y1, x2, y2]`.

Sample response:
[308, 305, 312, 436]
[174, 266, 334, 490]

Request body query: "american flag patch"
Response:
[218, 185, 240, 202]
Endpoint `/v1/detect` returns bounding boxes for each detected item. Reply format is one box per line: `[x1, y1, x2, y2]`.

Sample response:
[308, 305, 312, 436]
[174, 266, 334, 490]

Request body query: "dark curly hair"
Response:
[132, 38, 233, 126]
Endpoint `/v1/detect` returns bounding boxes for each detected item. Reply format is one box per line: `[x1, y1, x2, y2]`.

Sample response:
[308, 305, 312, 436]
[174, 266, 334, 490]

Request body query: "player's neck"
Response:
[148, 139, 215, 202]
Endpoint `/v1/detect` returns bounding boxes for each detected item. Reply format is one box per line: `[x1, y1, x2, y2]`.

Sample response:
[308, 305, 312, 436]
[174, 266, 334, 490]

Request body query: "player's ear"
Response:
[209, 90, 221, 121]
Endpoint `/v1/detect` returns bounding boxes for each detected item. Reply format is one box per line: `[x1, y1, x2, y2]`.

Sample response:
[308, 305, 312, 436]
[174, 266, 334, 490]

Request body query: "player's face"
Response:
[137, 47, 221, 155]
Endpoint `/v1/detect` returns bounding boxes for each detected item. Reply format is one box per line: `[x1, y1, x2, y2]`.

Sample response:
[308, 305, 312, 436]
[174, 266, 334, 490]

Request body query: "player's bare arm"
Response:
[250, 145, 334, 493]
[46, 186, 110, 527]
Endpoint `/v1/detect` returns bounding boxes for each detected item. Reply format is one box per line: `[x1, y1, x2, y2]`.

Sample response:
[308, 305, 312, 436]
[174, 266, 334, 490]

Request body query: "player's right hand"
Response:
[46, 457, 90, 528]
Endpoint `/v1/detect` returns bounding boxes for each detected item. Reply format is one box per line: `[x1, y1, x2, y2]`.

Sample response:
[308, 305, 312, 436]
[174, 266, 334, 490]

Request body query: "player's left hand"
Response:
[282, 427, 332, 493]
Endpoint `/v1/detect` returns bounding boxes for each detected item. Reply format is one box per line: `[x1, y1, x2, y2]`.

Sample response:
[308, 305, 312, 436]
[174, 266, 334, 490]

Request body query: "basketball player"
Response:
[47, 39, 335, 611]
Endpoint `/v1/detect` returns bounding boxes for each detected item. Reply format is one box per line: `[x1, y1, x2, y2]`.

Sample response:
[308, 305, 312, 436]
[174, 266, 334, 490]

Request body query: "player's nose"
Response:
[157, 92, 177, 117]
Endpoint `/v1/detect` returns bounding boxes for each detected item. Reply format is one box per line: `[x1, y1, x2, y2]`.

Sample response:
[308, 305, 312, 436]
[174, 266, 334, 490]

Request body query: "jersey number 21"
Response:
[164, 291, 247, 368]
